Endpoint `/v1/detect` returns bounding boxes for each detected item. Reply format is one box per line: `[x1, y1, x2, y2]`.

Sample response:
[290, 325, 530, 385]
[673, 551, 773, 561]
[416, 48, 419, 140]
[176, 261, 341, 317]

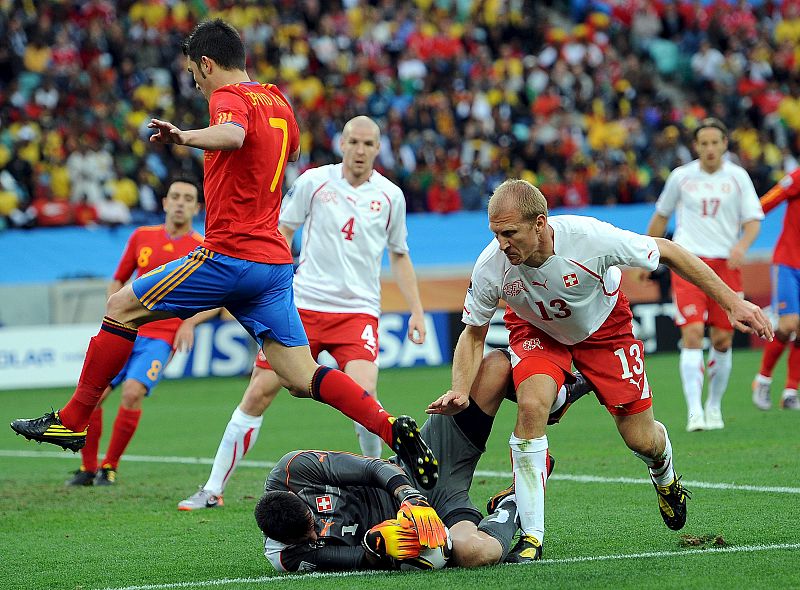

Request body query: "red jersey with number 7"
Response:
[114, 225, 204, 344]
[203, 82, 299, 263]
[760, 168, 800, 269]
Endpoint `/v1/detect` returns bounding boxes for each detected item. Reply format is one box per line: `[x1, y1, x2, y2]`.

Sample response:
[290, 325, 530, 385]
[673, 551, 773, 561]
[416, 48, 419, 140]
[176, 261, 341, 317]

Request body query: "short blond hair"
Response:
[488, 179, 548, 222]
[342, 115, 380, 142]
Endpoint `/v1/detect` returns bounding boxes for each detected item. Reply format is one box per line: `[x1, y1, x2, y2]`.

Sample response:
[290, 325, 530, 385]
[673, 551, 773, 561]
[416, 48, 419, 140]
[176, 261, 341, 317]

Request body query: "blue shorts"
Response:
[131, 247, 308, 348]
[110, 336, 173, 395]
[772, 264, 800, 316]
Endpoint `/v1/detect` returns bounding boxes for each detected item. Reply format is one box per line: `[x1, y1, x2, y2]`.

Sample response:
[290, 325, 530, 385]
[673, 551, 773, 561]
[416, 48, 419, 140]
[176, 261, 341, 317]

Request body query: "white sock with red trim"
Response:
[706, 348, 732, 411]
[679, 348, 705, 418]
[204, 407, 262, 496]
[509, 433, 548, 544]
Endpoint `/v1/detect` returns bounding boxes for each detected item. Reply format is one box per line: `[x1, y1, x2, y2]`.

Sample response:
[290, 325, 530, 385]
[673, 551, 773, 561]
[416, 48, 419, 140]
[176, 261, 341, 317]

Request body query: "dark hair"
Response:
[182, 19, 246, 70]
[254, 491, 314, 544]
[693, 117, 728, 140]
[167, 175, 203, 203]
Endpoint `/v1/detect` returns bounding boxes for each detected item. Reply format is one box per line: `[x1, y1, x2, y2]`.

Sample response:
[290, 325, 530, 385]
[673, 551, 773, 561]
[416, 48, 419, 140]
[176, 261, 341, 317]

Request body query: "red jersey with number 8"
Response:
[113, 225, 204, 343]
[203, 82, 299, 263]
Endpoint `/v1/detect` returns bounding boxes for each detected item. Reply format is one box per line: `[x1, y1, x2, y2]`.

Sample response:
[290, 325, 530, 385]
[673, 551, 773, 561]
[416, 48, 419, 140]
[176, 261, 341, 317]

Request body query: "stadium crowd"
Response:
[0, 0, 799, 229]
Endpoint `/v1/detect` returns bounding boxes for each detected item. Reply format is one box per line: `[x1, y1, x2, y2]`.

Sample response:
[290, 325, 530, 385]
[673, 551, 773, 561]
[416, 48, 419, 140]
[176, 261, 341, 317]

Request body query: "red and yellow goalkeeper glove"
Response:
[362, 517, 422, 562]
[397, 496, 447, 549]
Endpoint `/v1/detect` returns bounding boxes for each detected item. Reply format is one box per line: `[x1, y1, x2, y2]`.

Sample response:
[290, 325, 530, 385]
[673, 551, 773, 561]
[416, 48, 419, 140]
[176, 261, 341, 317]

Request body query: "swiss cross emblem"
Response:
[316, 495, 333, 512]
[370, 200, 382, 212]
[522, 338, 543, 351]
[563, 273, 579, 288]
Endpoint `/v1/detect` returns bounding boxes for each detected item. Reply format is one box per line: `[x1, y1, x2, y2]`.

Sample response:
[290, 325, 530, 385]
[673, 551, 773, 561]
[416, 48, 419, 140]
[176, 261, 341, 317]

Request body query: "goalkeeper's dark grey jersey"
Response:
[263, 450, 412, 572]
[262, 411, 490, 572]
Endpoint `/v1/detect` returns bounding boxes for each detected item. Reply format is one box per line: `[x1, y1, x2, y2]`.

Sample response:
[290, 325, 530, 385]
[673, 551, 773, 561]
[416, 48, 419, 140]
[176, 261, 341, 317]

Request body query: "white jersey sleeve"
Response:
[279, 171, 316, 230]
[734, 165, 764, 223]
[581, 218, 661, 271]
[654, 167, 683, 218]
[462, 241, 504, 326]
[385, 184, 410, 254]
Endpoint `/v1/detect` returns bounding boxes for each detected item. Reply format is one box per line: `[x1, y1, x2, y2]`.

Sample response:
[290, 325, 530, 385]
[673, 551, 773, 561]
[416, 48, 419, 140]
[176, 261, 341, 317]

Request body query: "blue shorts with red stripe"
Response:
[131, 247, 308, 348]
[111, 336, 173, 395]
[772, 264, 800, 317]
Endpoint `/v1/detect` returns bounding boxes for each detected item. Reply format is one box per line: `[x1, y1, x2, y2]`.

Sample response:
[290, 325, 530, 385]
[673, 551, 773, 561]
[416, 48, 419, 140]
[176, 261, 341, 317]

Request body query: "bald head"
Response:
[340, 115, 381, 187]
[342, 116, 380, 143]
[488, 179, 548, 223]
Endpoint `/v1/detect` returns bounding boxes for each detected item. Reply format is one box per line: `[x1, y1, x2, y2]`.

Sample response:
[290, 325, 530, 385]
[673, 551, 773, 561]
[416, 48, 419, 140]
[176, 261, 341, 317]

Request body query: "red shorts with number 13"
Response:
[506, 293, 653, 416]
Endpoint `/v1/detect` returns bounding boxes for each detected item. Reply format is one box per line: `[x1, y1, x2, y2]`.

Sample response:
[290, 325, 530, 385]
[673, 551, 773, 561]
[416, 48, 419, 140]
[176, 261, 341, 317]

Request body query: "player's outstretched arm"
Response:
[656, 238, 773, 340]
[427, 324, 488, 414]
[147, 119, 245, 151]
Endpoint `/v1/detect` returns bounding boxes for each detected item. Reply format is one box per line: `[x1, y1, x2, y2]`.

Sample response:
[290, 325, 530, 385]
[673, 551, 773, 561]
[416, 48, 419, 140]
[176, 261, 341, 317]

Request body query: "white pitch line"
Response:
[2, 449, 800, 495]
[97, 543, 800, 590]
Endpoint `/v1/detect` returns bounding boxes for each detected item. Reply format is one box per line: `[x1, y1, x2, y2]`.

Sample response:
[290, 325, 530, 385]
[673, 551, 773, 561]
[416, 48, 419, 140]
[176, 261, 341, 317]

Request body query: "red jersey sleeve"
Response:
[209, 85, 251, 133]
[761, 169, 800, 214]
[113, 230, 139, 282]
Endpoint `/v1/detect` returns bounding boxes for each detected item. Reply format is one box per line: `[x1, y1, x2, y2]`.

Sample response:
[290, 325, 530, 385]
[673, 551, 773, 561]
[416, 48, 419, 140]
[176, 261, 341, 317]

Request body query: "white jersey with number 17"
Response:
[463, 215, 660, 345]
[280, 163, 409, 318]
[655, 159, 763, 258]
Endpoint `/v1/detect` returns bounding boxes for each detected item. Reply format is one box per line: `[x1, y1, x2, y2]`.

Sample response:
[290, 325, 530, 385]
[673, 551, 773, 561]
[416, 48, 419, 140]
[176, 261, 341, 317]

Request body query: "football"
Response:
[399, 527, 452, 571]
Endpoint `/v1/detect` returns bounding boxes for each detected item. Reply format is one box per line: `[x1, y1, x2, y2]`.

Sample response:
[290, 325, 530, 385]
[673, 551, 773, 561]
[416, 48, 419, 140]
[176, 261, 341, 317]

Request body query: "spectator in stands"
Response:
[0, 0, 797, 227]
[427, 175, 462, 214]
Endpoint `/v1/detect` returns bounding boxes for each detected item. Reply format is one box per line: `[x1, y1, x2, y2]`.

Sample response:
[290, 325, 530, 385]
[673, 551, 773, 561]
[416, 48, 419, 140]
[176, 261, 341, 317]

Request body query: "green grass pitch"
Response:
[1, 349, 798, 590]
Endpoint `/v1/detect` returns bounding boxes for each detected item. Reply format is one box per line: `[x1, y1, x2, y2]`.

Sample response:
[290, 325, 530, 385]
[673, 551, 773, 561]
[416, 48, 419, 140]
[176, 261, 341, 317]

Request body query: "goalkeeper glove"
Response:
[397, 493, 447, 549]
[362, 517, 422, 563]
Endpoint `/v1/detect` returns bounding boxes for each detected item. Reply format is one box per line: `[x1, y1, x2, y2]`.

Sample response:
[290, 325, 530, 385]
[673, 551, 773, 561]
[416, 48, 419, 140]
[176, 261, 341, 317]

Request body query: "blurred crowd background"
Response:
[1, 0, 799, 230]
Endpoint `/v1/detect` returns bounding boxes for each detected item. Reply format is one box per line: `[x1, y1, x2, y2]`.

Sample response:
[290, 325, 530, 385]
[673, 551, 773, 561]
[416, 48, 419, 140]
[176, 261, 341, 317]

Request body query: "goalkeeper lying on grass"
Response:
[254, 350, 593, 571]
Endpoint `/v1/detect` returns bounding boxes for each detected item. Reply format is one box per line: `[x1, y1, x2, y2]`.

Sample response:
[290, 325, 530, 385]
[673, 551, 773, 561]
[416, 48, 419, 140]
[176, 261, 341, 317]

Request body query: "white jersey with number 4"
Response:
[463, 216, 660, 345]
[655, 159, 763, 258]
[280, 163, 409, 317]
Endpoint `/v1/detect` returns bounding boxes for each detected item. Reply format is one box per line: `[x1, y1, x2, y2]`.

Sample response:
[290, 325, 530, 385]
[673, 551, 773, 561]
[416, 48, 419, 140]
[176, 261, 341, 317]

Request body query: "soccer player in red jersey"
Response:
[66, 179, 214, 486]
[11, 19, 438, 489]
[752, 169, 800, 410]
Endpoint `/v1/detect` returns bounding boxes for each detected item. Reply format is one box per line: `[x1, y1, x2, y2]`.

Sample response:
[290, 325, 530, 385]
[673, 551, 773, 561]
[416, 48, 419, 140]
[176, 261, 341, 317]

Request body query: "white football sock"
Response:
[706, 348, 732, 411]
[204, 407, 263, 495]
[509, 433, 548, 544]
[354, 421, 382, 458]
[633, 421, 675, 486]
[679, 348, 705, 417]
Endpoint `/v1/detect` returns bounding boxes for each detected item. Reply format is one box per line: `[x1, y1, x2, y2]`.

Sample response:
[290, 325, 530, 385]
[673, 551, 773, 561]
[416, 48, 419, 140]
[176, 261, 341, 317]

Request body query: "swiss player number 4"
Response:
[341, 217, 355, 241]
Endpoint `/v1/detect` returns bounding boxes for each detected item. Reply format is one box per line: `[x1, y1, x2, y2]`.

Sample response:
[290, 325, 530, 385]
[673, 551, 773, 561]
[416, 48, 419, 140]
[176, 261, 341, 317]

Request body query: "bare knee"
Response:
[240, 369, 281, 414]
[681, 324, 705, 349]
[107, 287, 149, 326]
[120, 380, 147, 410]
[625, 425, 664, 458]
[451, 531, 503, 568]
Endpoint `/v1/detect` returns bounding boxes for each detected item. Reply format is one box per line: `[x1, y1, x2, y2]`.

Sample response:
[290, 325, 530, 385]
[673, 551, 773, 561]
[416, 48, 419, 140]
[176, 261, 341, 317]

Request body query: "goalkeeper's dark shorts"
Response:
[409, 402, 494, 528]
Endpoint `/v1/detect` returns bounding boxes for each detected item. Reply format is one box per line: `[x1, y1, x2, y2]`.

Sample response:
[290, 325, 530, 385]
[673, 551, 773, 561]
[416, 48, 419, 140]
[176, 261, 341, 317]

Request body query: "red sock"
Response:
[102, 406, 142, 470]
[310, 367, 393, 444]
[759, 337, 788, 378]
[80, 407, 103, 473]
[786, 342, 800, 390]
[60, 317, 137, 431]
